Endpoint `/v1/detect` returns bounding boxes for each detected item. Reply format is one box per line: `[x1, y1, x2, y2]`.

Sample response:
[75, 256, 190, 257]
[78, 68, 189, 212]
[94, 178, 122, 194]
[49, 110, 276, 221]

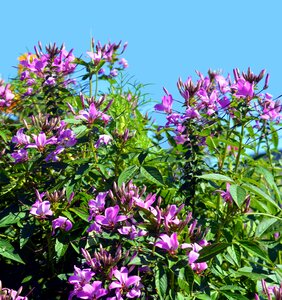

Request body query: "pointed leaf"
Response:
[141, 166, 164, 186]
[196, 243, 230, 262]
[197, 174, 234, 182]
[229, 185, 246, 208]
[118, 165, 139, 187]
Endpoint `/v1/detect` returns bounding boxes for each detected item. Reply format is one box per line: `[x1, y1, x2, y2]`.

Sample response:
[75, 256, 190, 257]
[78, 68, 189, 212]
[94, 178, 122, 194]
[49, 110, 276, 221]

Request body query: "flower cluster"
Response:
[10, 114, 77, 163]
[155, 68, 281, 144]
[68, 182, 209, 299]
[0, 80, 15, 109]
[29, 189, 73, 234]
[18, 43, 76, 96]
[0, 281, 27, 300]
[86, 39, 128, 78]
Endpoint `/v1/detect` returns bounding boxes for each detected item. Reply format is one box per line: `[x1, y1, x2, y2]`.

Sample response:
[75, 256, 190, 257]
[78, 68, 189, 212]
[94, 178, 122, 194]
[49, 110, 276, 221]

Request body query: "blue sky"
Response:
[1, 0, 282, 124]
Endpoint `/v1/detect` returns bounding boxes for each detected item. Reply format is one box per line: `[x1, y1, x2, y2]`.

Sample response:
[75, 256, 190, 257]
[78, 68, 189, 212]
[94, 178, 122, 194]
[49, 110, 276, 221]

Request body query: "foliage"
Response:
[0, 40, 281, 299]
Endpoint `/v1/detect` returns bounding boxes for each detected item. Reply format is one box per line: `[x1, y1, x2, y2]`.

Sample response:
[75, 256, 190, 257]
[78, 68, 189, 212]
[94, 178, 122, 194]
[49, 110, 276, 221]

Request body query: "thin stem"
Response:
[234, 123, 245, 173]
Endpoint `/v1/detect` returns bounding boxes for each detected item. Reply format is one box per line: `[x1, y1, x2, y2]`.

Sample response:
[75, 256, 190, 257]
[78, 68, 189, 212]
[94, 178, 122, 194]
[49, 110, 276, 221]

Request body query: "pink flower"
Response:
[155, 232, 179, 255]
[182, 242, 208, 273]
[154, 94, 173, 113]
[95, 205, 127, 228]
[76, 281, 108, 299]
[27, 132, 57, 151]
[233, 78, 254, 98]
[30, 200, 53, 218]
[109, 267, 141, 299]
[52, 216, 72, 235]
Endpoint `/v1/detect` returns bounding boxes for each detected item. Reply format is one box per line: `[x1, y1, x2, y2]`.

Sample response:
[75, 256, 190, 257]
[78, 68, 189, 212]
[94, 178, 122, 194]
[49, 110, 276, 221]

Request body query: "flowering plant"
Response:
[0, 39, 281, 299]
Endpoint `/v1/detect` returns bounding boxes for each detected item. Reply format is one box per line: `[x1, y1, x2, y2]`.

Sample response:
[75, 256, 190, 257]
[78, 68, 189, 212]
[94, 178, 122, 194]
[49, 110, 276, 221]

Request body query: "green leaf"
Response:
[178, 278, 190, 294]
[238, 240, 271, 263]
[255, 218, 278, 237]
[229, 185, 246, 208]
[55, 238, 68, 259]
[0, 239, 25, 264]
[242, 183, 280, 211]
[197, 173, 234, 182]
[196, 243, 230, 262]
[73, 125, 88, 138]
[220, 291, 249, 300]
[140, 166, 164, 186]
[118, 165, 139, 187]
[138, 151, 148, 165]
[69, 207, 89, 222]
[155, 263, 168, 299]
[0, 212, 26, 228]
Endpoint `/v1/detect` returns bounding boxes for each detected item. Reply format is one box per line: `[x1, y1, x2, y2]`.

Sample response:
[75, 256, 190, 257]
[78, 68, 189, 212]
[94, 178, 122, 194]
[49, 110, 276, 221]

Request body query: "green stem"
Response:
[94, 71, 98, 99]
[234, 123, 245, 173]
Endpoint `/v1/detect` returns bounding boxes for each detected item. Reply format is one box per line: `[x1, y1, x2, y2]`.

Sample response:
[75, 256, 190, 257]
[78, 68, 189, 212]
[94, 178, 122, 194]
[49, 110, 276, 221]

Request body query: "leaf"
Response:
[118, 165, 139, 187]
[196, 243, 230, 262]
[55, 238, 68, 259]
[69, 207, 89, 222]
[197, 173, 234, 182]
[138, 151, 148, 165]
[229, 185, 246, 208]
[73, 125, 88, 138]
[242, 183, 280, 211]
[238, 240, 271, 263]
[155, 263, 168, 299]
[255, 218, 278, 237]
[0, 239, 25, 264]
[0, 212, 26, 228]
[140, 166, 164, 186]
[220, 291, 249, 300]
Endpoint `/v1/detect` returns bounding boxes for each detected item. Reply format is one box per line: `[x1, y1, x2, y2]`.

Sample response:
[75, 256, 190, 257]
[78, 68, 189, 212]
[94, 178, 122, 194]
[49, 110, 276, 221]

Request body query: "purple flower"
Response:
[95, 134, 112, 148]
[69, 266, 95, 287]
[95, 205, 127, 228]
[110, 69, 118, 77]
[182, 242, 208, 273]
[154, 94, 173, 113]
[76, 281, 108, 299]
[88, 192, 107, 220]
[11, 149, 28, 163]
[119, 58, 128, 68]
[57, 128, 77, 147]
[45, 146, 65, 162]
[155, 232, 179, 255]
[118, 224, 147, 240]
[30, 200, 53, 218]
[87, 50, 102, 65]
[45, 76, 56, 86]
[52, 216, 72, 235]
[109, 267, 141, 299]
[76, 103, 110, 125]
[233, 78, 254, 98]
[27, 132, 57, 151]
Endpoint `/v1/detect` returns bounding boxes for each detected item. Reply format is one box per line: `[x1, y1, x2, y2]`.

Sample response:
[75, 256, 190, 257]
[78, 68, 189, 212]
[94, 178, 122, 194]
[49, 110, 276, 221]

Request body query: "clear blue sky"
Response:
[1, 0, 282, 123]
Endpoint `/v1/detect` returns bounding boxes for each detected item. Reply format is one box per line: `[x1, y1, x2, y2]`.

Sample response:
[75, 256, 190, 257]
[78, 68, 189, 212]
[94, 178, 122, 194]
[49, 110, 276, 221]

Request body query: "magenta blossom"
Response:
[233, 78, 254, 98]
[52, 216, 72, 235]
[95, 205, 127, 228]
[95, 134, 112, 148]
[154, 94, 173, 113]
[27, 132, 57, 151]
[109, 267, 142, 299]
[11, 149, 28, 163]
[11, 128, 31, 146]
[155, 232, 179, 255]
[76, 102, 111, 125]
[182, 242, 208, 273]
[69, 266, 95, 287]
[30, 200, 53, 218]
[76, 281, 108, 299]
